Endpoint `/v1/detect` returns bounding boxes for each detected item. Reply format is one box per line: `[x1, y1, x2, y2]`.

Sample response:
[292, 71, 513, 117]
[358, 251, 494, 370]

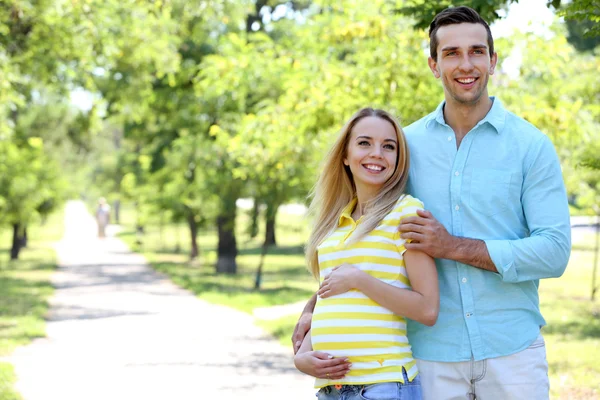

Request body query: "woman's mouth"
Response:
[362, 164, 385, 173]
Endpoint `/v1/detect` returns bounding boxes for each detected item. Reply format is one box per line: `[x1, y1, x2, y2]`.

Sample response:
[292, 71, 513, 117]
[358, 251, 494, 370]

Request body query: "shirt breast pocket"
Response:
[469, 168, 512, 217]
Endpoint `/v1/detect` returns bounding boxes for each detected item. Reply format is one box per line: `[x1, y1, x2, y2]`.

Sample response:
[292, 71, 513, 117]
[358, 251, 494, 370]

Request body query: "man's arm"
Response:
[292, 293, 316, 354]
[482, 136, 571, 282]
[399, 210, 497, 272]
[399, 137, 571, 282]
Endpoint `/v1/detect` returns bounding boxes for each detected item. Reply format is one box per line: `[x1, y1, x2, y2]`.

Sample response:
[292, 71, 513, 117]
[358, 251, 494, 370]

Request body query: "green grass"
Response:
[118, 205, 600, 400]
[541, 231, 600, 399]
[0, 212, 64, 400]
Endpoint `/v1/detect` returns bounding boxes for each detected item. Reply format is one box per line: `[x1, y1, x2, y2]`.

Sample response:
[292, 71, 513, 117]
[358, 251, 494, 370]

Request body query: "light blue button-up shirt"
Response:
[404, 97, 571, 362]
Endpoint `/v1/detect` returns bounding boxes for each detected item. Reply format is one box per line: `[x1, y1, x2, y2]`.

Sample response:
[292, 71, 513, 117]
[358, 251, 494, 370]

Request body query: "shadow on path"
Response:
[10, 200, 314, 400]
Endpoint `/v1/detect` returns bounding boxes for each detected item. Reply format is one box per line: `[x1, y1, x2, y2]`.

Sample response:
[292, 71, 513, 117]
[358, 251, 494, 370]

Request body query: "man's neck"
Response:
[443, 96, 493, 145]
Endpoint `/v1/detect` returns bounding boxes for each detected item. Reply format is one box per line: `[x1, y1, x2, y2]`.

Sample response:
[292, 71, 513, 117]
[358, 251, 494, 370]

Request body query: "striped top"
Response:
[311, 194, 424, 389]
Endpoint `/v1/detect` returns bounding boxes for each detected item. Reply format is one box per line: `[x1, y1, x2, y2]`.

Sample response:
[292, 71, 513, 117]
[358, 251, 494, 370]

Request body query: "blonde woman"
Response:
[294, 108, 439, 400]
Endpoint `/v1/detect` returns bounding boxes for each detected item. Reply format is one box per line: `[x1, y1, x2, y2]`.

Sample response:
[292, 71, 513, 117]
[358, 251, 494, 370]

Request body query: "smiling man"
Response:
[396, 6, 571, 400]
[292, 6, 571, 400]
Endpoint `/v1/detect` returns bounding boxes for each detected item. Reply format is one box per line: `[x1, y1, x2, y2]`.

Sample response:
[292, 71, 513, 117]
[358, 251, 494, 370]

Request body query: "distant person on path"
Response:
[96, 197, 111, 238]
[293, 108, 439, 400]
[292, 6, 571, 400]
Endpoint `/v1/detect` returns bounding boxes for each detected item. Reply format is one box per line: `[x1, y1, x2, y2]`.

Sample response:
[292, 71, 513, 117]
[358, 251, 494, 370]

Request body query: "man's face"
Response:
[428, 23, 497, 106]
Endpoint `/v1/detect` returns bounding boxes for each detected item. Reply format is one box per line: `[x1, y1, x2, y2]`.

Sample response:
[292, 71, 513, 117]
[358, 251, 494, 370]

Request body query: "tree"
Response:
[393, 0, 599, 51]
[0, 138, 66, 259]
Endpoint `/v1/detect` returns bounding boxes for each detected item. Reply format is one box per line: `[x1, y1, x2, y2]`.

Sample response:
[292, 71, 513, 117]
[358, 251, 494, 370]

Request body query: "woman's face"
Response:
[343, 116, 398, 199]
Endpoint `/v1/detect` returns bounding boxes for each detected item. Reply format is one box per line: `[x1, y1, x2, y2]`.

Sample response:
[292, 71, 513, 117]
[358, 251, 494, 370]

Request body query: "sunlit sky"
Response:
[492, 0, 556, 39]
[70, 0, 557, 110]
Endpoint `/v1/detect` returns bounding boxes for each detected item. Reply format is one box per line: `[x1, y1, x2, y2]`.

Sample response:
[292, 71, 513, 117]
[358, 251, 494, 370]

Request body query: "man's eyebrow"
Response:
[441, 46, 459, 53]
[441, 44, 488, 52]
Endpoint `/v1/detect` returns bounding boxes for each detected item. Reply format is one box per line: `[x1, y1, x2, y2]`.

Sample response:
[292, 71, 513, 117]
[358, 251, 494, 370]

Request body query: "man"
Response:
[292, 6, 571, 400]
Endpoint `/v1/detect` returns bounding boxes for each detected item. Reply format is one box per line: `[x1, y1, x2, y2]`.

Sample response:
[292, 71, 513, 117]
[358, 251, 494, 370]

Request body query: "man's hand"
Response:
[292, 312, 312, 354]
[398, 209, 455, 259]
[294, 351, 351, 380]
[318, 264, 362, 298]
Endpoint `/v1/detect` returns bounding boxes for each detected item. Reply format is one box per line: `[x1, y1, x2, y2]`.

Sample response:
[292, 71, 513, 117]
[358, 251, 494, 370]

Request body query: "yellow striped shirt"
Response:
[312, 194, 424, 388]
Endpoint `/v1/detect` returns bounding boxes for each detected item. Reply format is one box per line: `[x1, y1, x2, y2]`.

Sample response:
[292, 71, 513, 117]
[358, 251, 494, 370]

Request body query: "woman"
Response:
[294, 108, 439, 400]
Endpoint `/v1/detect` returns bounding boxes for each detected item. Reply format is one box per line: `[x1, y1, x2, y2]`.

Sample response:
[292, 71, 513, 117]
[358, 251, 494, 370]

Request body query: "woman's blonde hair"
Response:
[305, 108, 410, 279]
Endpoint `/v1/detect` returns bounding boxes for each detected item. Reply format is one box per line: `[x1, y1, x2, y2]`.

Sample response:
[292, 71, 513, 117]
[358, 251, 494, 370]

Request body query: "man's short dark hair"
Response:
[429, 6, 494, 61]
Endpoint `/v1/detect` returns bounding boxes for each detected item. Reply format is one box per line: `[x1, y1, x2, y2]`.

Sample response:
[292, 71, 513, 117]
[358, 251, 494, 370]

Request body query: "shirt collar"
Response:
[338, 198, 358, 225]
[425, 96, 506, 134]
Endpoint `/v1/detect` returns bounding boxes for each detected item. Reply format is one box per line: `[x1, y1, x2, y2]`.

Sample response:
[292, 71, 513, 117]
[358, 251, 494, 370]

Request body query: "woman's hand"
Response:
[318, 264, 363, 298]
[294, 351, 351, 380]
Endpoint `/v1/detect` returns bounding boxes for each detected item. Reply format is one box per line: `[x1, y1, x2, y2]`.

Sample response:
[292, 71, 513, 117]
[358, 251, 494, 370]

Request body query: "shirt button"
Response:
[462, 277, 467, 283]
[455, 171, 460, 176]
[466, 312, 472, 318]
[447, 136, 452, 141]
[455, 205, 460, 211]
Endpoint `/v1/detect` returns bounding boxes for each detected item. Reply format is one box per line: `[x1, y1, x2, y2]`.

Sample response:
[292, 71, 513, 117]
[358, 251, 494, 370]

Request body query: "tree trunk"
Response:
[21, 227, 28, 248]
[10, 223, 22, 260]
[255, 239, 269, 290]
[187, 212, 199, 260]
[216, 207, 238, 274]
[113, 200, 120, 224]
[264, 202, 278, 247]
[249, 198, 260, 239]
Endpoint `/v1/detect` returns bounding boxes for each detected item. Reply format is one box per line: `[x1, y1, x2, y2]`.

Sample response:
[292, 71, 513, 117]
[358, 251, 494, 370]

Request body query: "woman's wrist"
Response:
[351, 268, 367, 291]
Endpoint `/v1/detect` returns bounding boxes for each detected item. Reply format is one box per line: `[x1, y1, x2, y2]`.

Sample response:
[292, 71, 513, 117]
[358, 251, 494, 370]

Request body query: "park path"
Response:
[10, 200, 314, 400]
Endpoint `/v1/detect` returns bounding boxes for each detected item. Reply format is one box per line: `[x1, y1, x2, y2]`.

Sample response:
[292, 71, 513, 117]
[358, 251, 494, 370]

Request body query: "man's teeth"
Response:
[457, 78, 475, 84]
[364, 164, 383, 171]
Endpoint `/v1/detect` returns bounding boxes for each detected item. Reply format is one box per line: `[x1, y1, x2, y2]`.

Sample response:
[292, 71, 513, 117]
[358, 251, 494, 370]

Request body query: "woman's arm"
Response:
[318, 250, 439, 326]
[293, 330, 351, 379]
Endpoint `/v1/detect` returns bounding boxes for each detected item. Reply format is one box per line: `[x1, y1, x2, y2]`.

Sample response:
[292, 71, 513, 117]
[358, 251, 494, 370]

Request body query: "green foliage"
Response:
[558, 0, 600, 38]
[392, 0, 517, 30]
[0, 139, 67, 226]
[0, 362, 21, 400]
[566, 19, 600, 52]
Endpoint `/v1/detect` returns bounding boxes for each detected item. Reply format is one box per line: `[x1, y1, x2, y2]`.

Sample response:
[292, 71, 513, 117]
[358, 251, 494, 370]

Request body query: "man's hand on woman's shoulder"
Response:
[398, 209, 455, 259]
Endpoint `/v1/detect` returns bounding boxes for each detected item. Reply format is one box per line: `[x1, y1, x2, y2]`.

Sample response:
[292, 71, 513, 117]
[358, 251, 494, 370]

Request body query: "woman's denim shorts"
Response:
[316, 369, 422, 400]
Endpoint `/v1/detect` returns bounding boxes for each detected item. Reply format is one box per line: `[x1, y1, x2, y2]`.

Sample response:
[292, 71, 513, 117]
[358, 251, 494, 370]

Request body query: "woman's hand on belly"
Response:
[294, 351, 351, 379]
[318, 263, 362, 298]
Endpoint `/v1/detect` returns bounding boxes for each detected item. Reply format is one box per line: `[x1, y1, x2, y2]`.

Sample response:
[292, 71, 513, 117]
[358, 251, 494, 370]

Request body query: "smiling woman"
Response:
[293, 108, 439, 400]
[343, 117, 398, 215]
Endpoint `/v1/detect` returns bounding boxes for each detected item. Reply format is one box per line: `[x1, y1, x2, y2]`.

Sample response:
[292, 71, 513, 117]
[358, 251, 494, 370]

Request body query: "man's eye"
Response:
[446, 51, 456, 56]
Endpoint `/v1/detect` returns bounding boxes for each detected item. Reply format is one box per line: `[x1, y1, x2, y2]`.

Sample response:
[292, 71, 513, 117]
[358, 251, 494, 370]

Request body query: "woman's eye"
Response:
[358, 141, 370, 146]
[384, 144, 395, 150]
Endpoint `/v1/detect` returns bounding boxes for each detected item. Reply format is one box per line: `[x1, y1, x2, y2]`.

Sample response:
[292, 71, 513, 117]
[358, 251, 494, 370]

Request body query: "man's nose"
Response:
[458, 54, 475, 71]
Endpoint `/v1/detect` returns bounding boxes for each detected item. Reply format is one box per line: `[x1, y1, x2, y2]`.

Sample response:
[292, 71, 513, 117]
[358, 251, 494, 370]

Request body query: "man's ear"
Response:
[489, 52, 498, 75]
[428, 57, 440, 79]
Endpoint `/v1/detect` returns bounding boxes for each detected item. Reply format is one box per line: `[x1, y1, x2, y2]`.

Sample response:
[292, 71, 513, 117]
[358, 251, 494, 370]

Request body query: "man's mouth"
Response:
[456, 77, 477, 85]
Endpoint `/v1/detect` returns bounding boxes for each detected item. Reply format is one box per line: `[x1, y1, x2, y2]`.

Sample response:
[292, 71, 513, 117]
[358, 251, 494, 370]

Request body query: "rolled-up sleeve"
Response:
[485, 136, 571, 283]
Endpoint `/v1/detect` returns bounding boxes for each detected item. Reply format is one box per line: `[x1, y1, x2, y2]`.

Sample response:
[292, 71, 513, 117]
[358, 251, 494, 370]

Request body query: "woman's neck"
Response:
[354, 189, 377, 219]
